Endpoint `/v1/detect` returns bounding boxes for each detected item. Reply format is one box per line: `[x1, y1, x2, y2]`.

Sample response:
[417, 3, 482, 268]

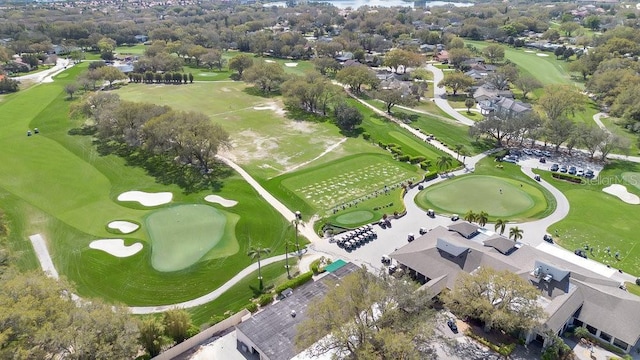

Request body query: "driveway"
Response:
[426, 63, 475, 126]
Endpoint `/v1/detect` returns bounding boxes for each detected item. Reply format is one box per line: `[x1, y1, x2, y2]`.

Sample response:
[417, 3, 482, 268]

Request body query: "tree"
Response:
[559, 22, 581, 37]
[598, 133, 631, 160]
[482, 44, 505, 64]
[383, 48, 422, 73]
[438, 72, 474, 96]
[464, 210, 477, 223]
[436, 155, 453, 171]
[544, 116, 576, 152]
[464, 98, 475, 113]
[138, 316, 169, 357]
[576, 124, 607, 159]
[282, 71, 337, 115]
[583, 15, 601, 30]
[201, 49, 226, 70]
[494, 219, 508, 235]
[64, 83, 79, 99]
[537, 85, 584, 122]
[295, 267, 436, 359]
[187, 44, 208, 66]
[447, 48, 472, 69]
[333, 102, 363, 132]
[469, 114, 512, 146]
[376, 88, 415, 114]
[541, 331, 573, 360]
[568, 58, 591, 81]
[97, 66, 127, 88]
[242, 61, 287, 93]
[312, 57, 341, 76]
[0, 270, 139, 359]
[284, 240, 295, 279]
[163, 309, 193, 344]
[336, 64, 379, 93]
[97, 37, 116, 60]
[477, 211, 489, 227]
[443, 267, 543, 333]
[509, 226, 524, 241]
[248, 246, 272, 290]
[228, 54, 254, 77]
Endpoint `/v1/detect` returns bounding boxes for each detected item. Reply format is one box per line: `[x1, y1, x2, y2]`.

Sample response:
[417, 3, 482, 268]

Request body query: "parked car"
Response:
[447, 319, 458, 333]
[577, 169, 585, 177]
[543, 234, 553, 243]
[533, 149, 543, 157]
[522, 148, 533, 156]
[550, 164, 559, 172]
[574, 249, 588, 259]
[560, 165, 568, 173]
[568, 166, 577, 175]
[543, 150, 552, 157]
[585, 169, 594, 178]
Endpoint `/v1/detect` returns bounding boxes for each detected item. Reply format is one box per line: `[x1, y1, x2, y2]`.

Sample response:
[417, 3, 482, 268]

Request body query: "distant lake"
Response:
[264, 0, 474, 9]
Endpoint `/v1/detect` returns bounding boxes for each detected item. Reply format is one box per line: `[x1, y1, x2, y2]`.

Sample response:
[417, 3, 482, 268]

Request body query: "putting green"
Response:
[416, 175, 547, 219]
[335, 210, 375, 225]
[622, 172, 640, 191]
[145, 204, 238, 272]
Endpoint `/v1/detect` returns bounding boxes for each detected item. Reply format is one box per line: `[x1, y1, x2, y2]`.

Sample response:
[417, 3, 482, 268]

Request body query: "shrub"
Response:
[636, 278, 640, 286]
[310, 258, 324, 275]
[245, 303, 258, 313]
[274, 271, 313, 294]
[424, 172, 438, 181]
[409, 156, 426, 164]
[258, 293, 274, 307]
[552, 172, 582, 184]
[398, 155, 410, 162]
[362, 132, 371, 140]
[420, 161, 430, 170]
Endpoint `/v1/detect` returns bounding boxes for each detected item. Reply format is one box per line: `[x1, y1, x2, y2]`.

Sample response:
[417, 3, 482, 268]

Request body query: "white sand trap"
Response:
[118, 191, 172, 206]
[524, 50, 534, 53]
[602, 184, 640, 204]
[108, 221, 139, 234]
[204, 195, 238, 207]
[536, 53, 550, 57]
[265, 59, 276, 63]
[89, 239, 143, 258]
[285, 62, 298, 67]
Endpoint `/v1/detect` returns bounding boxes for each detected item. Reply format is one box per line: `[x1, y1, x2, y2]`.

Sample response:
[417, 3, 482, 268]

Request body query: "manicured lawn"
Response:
[464, 40, 581, 88]
[363, 99, 493, 156]
[599, 116, 640, 155]
[415, 175, 549, 221]
[183, 65, 233, 81]
[457, 110, 483, 121]
[188, 258, 297, 326]
[0, 63, 294, 306]
[116, 44, 148, 55]
[272, 154, 420, 219]
[625, 282, 640, 297]
[539, 160, 640, 274]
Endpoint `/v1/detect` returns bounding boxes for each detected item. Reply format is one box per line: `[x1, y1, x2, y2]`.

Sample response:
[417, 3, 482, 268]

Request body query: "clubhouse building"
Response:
[390, 223, 640, 354]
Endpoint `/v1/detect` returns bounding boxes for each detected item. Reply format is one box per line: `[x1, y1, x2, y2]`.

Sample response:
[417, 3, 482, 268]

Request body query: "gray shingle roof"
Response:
[483, 235, 516, 254]
[447, 222, 480, 238]
[235, 262, 359, 360]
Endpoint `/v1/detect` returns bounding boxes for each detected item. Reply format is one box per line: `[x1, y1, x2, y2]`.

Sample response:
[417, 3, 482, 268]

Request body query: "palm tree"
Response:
[454, 144, 464, 160]
[509, 226, 524, 242]
[436, 156, 453, 172]
[284, 240, 294, 279]
[248, 246, 272, 290]
[463, 210, 477, 223]
[494, 219, 508, 235]
[477, 211, 489, 227]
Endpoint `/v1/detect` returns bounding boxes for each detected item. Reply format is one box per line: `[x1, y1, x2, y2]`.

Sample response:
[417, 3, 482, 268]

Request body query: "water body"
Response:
[265, 0, 474, 9]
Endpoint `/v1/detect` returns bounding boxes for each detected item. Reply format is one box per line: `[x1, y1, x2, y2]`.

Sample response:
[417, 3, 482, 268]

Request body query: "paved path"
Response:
[28, 234, 59, 279]
[426, 63, 475, 126]
[592, 112, 610, 133]
[14, 58, 72, 84]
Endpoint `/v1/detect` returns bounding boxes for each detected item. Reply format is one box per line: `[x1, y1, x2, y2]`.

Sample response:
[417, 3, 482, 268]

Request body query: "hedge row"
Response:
[424, 172, 438, 181]
[552, 172, 583, 184]
[465, 330, 516, 357]
[274, 271, 314, 294]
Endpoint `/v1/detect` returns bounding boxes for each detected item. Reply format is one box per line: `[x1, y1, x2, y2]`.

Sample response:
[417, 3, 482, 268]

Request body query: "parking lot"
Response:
[503, 147, 603, 178]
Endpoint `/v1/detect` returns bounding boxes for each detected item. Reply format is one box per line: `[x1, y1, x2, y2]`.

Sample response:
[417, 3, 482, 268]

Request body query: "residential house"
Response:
[389, 225, 640, 353]
[434, 50, 449, 63]
[473, 84, 514, 103]
[480, 96, 532, 118]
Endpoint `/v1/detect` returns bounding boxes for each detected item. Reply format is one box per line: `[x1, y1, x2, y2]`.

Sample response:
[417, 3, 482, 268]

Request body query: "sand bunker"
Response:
[108, 221, 139, 234]
[602, 184, 640, 204]
[536, 53, 550, 57]
[252, 103, 286, 116]
[118, 191, 172, 206]
[204, 195, 238, 207]
[265, 59, 276, 63]
[524, 50, 534, 53]
[285, 62, 298, 67]
[89, 239, 143, 258]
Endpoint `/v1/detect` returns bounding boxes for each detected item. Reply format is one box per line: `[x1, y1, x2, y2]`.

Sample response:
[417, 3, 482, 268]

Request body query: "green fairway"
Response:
[145, 205, 238, 272]
[280, 154, 419, 214]
[541, 160, 640, 274]
[116, 44, 147, 55]
[464, 40, 580, 88]
[416, 175, 547, 220]
[0, 64, 294, 306]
